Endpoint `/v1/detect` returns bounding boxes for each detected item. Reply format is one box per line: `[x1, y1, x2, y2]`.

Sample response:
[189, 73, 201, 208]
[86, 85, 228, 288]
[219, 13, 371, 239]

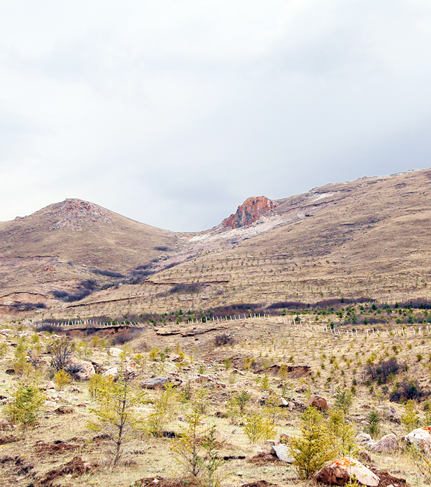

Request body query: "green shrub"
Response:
[243, 413, 275, 443]
[364, 408, 380, 439]
[5, 384, 46, 427]
[288, 407, 337, 479]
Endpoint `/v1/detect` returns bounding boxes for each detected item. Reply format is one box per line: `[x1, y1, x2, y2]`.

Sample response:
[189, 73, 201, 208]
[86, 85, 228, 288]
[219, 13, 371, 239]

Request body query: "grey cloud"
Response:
[1, 1, 431, 230]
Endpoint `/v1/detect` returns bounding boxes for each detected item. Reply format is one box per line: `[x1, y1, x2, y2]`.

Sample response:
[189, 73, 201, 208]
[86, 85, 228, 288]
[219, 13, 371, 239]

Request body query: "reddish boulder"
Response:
[315, 458, 379, 486]
[307, 395, 328, 411]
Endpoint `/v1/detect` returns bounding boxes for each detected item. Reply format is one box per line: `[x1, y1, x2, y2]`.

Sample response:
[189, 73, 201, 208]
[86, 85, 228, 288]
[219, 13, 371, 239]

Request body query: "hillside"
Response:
[2, 169, 431, 319]
[0, 199, 179, 312]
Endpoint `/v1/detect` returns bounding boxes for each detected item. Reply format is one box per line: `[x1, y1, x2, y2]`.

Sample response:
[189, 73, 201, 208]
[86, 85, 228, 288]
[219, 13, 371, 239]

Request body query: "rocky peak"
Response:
[222, 196, 278, 229]
[49, 199, 112, 230]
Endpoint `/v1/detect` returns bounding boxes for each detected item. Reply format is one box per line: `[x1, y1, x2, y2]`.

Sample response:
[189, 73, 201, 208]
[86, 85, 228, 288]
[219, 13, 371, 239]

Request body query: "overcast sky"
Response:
[1, 1, 431, 231]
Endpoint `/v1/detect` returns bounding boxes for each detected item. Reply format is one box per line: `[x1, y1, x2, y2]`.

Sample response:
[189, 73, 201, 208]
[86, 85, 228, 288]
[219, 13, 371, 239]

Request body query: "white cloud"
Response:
[0, 1, 431, 230]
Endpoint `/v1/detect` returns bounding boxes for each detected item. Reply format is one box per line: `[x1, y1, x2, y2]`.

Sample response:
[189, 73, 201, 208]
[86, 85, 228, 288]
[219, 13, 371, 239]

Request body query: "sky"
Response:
[1, 1, 431, 232]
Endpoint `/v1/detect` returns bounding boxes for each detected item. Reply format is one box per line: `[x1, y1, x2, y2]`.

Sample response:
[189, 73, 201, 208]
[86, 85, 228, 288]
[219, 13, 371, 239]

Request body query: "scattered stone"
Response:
[67, 359, 95, 381]
[387, 405, 401, 423]
[272, 444, 294, 463]
[215, 411, 228, 418]
[279, 397, 288, 407]
[405, 426, 431, 453]
[307, 394, 328, 411]
[369, 467, 409, 487]
[140, 377, 170, 389]
[102, 367, 118, 378]
[356, 433, 372, 444]
[370, 434, 399, 453]
[315, 457, 379, 486]
[241, 482, 280, 487]
[109, 347, 123, 357]
[0, 418, 10, 430]
[54, 406, 74, 414]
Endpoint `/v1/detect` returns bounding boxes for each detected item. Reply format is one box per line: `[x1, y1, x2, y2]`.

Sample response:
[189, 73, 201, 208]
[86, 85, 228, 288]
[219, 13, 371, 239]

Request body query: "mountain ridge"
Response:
[2, 168, 431, 318]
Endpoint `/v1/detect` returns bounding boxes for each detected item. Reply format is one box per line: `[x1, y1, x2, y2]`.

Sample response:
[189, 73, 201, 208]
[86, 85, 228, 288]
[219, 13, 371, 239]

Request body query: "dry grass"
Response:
[1, 315, 431, 486]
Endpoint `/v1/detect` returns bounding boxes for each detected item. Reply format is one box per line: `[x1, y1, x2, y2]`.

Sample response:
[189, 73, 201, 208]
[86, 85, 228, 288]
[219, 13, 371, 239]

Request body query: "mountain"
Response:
[2, 168, 431, 319]
[0, 199, 178, 307]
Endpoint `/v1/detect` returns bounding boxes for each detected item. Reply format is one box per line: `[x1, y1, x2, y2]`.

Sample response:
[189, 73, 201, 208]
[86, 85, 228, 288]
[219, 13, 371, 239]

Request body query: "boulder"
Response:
[356, 433, 372, 445]
[315, 457, 379, 486]
[46, 381, 55, 390]
[271, 444, 294, 463]
[102, 367, 118, 378]
[109, 347, 123, 357]
[405, 426, 431, 454]
[386, 405, 401, 423]
[307, 395, 328, 411]
[370, 434, 399, 453]
[140, 377, 170, 389]
[67, 360, 95, 381]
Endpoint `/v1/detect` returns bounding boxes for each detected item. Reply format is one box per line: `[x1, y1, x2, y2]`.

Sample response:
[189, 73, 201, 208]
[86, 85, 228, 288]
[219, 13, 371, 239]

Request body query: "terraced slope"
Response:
[3, 169, 431, 320]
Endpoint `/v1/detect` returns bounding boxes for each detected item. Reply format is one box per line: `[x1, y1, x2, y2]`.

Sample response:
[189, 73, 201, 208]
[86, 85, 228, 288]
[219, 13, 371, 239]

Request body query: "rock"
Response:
[272, 444, 294, 463]
[387, 405, 401, 423]
[405, 426, 431, 453]
[46, 381, 55, 390]
[279, 397, 288, 407]
[241, 482, 280, 487]
[315, 457, 379, 486]
[140, 377, 170, 389]
[356, 433, 372, 444]
[307, 395, 328, 411]
[54, 406, 74, 414]
[0, 329, 11, 336]
[0, 418, 10, 430]
[189, 374, 211, 384]
[370, 434, 399, 453]
[222, 196, 278, 229]
[109, 347, 123, 357]
[369, 467, 409, 486]
[67, 360, 95, 381]
[102, 367, 118, 378]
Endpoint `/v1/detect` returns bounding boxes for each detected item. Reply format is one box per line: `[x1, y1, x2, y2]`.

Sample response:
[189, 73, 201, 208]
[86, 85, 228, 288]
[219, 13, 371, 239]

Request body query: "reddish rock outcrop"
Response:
[223, 196, 278, 228]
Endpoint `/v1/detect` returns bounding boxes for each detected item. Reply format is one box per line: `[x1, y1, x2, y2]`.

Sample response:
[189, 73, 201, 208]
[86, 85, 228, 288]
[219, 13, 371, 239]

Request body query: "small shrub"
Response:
[288, 407, 338, 479]
[365, 358, 400, 384]
[214, 334, 235, 347]
[5, 384, 46, 427]
[390, 380, 424, 402]
[50, 337, 74, 372]
[401, 400, 420, 431]
[55, 369, 71, 391]
[243, 413, 275, 443]
[364, 409, 380, 439]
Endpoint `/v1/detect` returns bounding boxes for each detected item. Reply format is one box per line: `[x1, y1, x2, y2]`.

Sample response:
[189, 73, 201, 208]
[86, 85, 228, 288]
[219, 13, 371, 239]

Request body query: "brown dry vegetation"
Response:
[5, 168, 431, 323]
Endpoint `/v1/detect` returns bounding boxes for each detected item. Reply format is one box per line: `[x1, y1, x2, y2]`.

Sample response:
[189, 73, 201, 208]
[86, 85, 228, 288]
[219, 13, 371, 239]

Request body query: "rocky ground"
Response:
[1, 314, 431, 486]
